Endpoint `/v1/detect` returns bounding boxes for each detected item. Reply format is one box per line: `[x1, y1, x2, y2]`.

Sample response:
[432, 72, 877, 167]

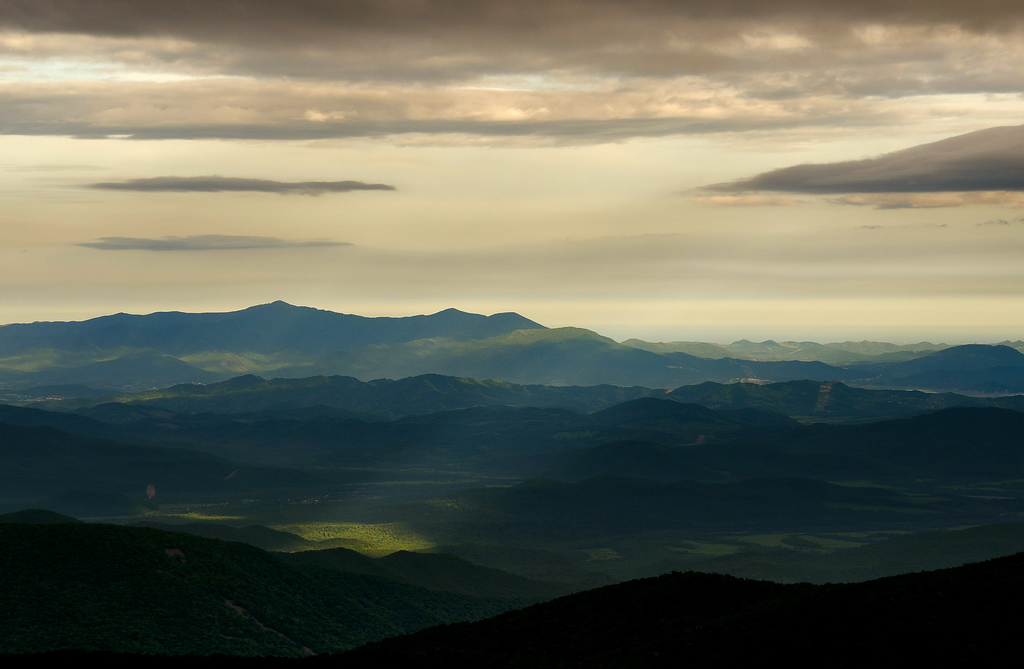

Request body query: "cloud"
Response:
[832, 192, 1024, 209]
[6, 163, 106, 171]
[78, 235, 352, 250]
[979, 217, 1024, 226]
[87, 175, 395, 195]
[706, 124, 1024, 195]
[0, 77, 907, 143]
[4, 1, 1022, 48]
[692, 195, 801, 206]
[859, 223, 948, 229]
[3, 3, 1024, 144]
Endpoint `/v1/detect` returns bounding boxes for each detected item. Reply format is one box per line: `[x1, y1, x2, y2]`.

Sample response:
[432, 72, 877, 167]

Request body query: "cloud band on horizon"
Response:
[88, 176, 396, 195]
[79, 235, 353, 251]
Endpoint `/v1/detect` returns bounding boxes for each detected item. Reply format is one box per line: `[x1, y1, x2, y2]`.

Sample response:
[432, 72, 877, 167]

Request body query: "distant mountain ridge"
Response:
[43, 373, 664, 417]
[0, 302, 546, 391]
[0, 301, 545, 356]
[623, 337, 952, 363]
[0, 302, 1022, 393]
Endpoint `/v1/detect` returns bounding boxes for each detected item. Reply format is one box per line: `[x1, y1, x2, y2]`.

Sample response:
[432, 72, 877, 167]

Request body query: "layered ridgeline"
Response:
[17, 384, 1024, 479]
[6, 380, 1024, 501]
[3, 302, 1024, 393]
[0, 419, 328, 515]
[6, 392, 1024, 582]
[30, 371, 1024, 424]
[0, 519, 520, 657]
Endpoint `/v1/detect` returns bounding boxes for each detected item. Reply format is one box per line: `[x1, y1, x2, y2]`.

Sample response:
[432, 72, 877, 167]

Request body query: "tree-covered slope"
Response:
[0, 523, 516, 657]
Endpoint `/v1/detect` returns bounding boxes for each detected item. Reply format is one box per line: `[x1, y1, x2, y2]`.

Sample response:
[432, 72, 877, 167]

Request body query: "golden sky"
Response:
[3, 1, 1024, 342]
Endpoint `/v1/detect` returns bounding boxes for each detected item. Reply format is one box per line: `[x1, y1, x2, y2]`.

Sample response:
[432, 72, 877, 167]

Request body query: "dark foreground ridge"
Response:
[339, 552, 1024, 667]
[4, 548, 1024, 667]
[0, 523, 516, 658]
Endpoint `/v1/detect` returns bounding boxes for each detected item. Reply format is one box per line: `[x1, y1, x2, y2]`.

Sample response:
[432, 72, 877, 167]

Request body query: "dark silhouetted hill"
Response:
[0, 523, 516, 656]
[341, 551, 1024, 667]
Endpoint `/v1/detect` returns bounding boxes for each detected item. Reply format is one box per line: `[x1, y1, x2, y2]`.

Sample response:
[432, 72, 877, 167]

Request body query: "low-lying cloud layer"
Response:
[88, 176, 396, 195]
[79, 235, 352, 251]
[706, 124, 1024, 200]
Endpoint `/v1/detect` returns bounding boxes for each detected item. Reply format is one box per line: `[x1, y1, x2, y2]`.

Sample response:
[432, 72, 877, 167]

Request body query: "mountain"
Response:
[678, 406, 1024, 480]
[0, 301, 545, 357]
[21, 379, 1023, 479]
[623, 338, 948, 364]
[132, 521, 316, 551]
[129, 520, 574, 600]
[0, 522, 516, 656]
[665, 379, 1024, 422]
[852, 344, 1024, 392]
[586, 396, 796, 429]
[30, 395, 795, 473]
[341, 551, 1024, 667]
[0, 508, 82, 524]
[0, 302, 545, 391]
[0, 421, 322, 512]
[281, 546, 573, 600]
[387, 476, 944, 545]
[46, 373, 664, 417]
[39, 372, 1024, 434]
[5, 303, 1020, 392]
[304, 327, 851, 387]
[649, 522, 1024, 584]
[9, 351, 229, 392]
[621, 339, 740, 359]
[0, 402, 124, 439]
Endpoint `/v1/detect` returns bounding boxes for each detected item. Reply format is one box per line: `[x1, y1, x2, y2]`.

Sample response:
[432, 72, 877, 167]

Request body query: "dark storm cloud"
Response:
[79, 235, 352, 251]
[88, 176, 396, 195]
[3, 1, 1021, 39]
[3, 1, 1023, 83]
[705, 124, 1024, 194]
[5, 2, 1024, 143]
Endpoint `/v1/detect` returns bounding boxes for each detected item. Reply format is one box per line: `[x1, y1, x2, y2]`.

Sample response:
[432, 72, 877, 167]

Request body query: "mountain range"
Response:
[4, 302, 1024, 393]
[3, 302, 1024, 662]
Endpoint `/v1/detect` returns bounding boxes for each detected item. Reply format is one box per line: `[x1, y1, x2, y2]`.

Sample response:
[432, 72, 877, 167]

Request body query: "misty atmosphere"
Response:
[3, 1, 1024, 665]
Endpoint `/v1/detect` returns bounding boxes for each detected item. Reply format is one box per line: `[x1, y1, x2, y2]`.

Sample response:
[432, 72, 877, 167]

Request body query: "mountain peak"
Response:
[929, 344, 1024, 363]
[247, 300, 302, 310]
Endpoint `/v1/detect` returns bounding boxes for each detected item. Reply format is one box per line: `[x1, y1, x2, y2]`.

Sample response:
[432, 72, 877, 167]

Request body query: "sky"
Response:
[3, 1, 1024, 343]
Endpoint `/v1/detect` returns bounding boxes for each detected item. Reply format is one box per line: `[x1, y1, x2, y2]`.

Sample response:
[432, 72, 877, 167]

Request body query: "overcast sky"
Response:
[3, 0, 1024, 342]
